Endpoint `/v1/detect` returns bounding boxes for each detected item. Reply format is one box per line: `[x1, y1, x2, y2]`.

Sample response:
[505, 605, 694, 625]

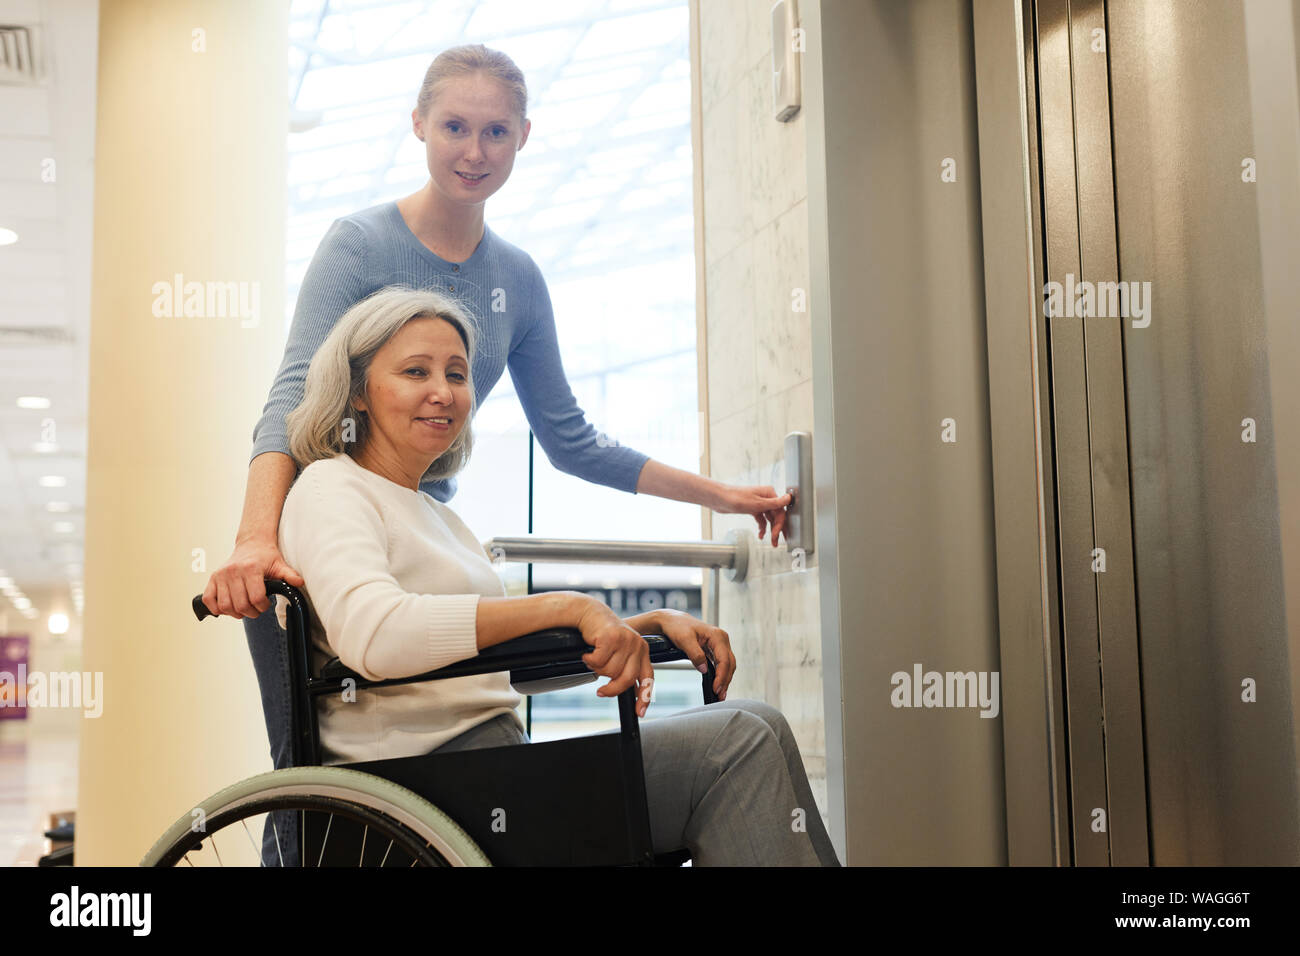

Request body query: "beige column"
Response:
[78, 0, 288, 864]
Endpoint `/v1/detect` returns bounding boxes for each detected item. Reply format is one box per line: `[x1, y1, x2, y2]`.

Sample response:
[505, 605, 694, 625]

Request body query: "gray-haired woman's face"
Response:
[353, 317, 470, 469]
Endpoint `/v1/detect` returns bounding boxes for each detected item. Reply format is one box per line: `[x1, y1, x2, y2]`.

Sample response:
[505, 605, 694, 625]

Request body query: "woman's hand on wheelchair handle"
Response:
[576, 599, 655, 718]
[652, 609, 736, 701]
[202, 536, 306, 620]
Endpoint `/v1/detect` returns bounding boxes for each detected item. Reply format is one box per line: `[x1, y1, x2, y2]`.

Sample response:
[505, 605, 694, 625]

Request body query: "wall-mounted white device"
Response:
[771, 0, 801, 122]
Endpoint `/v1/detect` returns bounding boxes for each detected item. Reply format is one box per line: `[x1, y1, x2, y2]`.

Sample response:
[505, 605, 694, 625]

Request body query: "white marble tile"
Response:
[697, 1, 828, 849]
[745, 377, 811, 504]
[704, 240, 758, 422]
[706, 403, 762, 493]
[753, 199, 813, 399]
[698, 3, 730, 116]
[746, 0, 776, 73]
[701, 85, 757, 267]
[699, 0, 765, 116]
[774, 565, 822, 655]
[748, 561, 780, 700]
[744, 57, 808, 232]
[787, 372, 816, 435]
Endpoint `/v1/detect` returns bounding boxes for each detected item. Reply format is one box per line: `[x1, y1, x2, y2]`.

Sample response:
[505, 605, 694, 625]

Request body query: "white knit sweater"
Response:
[274, 452, 523, 764]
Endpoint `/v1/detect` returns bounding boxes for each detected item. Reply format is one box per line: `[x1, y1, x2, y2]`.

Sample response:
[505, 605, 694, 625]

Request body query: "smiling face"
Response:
[353, 316, 471, 489]
[412, 71, 530, 207]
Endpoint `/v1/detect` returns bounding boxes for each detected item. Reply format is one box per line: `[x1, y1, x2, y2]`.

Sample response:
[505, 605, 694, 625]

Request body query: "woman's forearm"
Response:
[236, 451, 299, 545]
[634, 458, 727, 510]
[475, 590, 593, 651]
[622, 610, 664, 635]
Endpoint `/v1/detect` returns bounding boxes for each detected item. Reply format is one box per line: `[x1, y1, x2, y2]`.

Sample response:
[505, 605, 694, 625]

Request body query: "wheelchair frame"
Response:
[185, 579, 719, 866]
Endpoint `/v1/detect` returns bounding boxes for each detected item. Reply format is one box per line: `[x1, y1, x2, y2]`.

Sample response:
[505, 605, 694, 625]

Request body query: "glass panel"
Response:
[515, 9, 699, 740]
[526, 262, 703, 739]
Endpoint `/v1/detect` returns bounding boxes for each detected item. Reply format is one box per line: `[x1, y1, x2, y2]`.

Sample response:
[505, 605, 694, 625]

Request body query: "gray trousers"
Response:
[436, 700, 842, 867]
[250, 600, 840, 866]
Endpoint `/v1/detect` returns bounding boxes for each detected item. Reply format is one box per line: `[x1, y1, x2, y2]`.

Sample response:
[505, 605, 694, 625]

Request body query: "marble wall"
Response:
[695, 1, 827, 824]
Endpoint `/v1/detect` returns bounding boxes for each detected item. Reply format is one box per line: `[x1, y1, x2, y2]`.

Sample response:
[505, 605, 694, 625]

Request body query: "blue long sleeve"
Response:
[507, 259, 650, 494]
[248, 201, 652, 502]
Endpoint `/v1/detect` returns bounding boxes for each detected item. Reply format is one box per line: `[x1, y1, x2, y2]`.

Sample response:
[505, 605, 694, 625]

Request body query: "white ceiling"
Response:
[0, 0, 98, 622]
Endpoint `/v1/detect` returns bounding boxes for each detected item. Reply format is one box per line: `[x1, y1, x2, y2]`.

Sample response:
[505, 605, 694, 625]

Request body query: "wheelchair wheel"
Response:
[140, 766, 491, 867]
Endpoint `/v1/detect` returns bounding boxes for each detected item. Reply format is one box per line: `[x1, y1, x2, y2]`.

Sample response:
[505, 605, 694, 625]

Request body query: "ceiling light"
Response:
[17, 396, 50, 409]
[0, 227, 17, 245]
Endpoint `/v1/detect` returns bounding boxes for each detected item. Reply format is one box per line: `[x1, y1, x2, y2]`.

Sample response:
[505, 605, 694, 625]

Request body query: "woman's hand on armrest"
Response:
[476, 591, 655, 716]
[644, 610, 734, 701]
[577, 599, 656, 718]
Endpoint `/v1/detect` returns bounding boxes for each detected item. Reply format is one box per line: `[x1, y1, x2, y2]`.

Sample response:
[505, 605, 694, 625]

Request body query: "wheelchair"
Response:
[141, 579, 719, 867]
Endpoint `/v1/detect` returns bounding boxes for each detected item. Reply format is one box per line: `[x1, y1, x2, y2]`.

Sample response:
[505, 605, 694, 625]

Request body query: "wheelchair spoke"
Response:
[358, 824, 368, 867]
[210, 837, 224, 867]
[240, 817, 259, 861]
[316, 813, 333, 868]
[272, 814, 284, 868]
[380, 839, 394, 867]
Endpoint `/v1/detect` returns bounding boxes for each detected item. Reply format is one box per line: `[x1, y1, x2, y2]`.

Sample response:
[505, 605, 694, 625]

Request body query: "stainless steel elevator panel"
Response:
[805, 0, 1007, 865]
[1107, 0, 1300, 865]
[1032, 0, 1152, 866]
[1035, 0, 1119, 866]
[810, 0, 1300, 864]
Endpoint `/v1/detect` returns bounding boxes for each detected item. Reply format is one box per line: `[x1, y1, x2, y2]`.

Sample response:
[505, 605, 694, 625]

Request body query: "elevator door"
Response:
[1027, 0, 1300, 864]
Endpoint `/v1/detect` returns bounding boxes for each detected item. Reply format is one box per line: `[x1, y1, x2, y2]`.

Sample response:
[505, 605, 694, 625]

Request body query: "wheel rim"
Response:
[142, 767, 491, 868]
[154, 794, 450, 867]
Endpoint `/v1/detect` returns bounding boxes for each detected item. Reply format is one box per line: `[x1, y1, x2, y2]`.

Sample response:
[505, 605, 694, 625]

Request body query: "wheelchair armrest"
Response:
[317, 629, 691, 690]
[320, 627, 592, 683]
[188, 580, 708, 698]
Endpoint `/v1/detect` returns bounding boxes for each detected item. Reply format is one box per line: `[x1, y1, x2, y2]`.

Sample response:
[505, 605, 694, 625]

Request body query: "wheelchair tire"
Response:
[140, 766, 491, 867]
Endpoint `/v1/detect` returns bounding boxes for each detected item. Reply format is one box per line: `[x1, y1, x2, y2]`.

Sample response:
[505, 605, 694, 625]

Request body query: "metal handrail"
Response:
[482, 530, 752, 652]
[482, 535, 747, 576]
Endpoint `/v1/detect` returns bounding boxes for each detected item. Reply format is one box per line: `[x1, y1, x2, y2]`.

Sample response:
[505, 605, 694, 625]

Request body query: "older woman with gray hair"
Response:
[265, 284, 839, 867]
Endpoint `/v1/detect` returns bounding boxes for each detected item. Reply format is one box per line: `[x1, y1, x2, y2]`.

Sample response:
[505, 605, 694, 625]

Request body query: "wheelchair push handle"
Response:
[192, 578, 301, 622]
